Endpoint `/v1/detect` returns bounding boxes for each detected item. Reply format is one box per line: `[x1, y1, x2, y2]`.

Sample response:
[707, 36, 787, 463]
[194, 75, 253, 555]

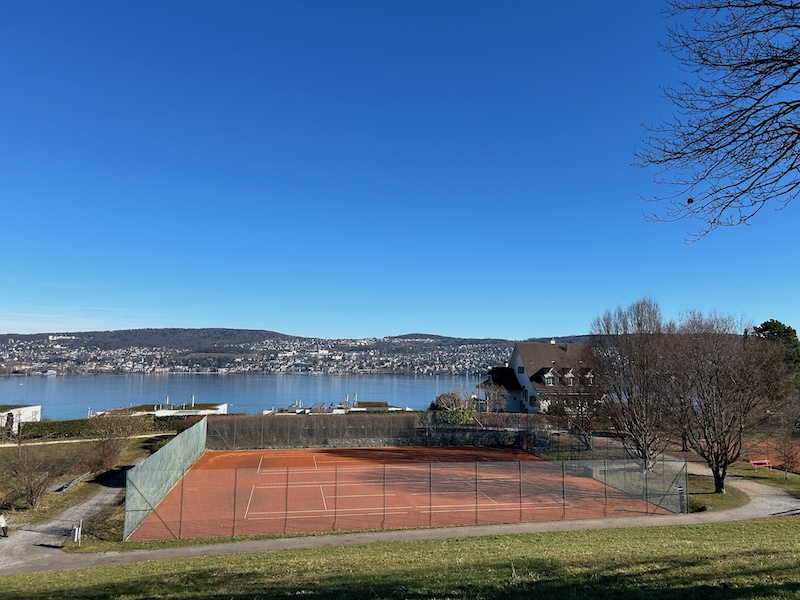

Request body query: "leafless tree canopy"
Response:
[87, 413, 150, 472]
[637, 0, 800, 239]
[9, 442, 86, 509]
[668, 311, 790, 492]
[433, 390, 477, 411]
[590, 298, 673, 467]
[481, 383, 509, 412]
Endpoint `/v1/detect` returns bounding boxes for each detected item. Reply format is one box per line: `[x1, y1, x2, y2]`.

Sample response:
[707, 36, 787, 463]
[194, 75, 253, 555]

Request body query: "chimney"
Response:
[550, 338, 556, 344]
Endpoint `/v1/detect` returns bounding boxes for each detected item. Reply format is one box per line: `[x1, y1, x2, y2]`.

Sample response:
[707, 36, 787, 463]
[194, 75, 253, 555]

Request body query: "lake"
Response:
[0, 373, 483, 420]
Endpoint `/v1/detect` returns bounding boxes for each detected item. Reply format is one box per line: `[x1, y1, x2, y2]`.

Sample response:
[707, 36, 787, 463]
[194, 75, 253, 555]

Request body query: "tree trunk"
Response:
[711, 468, 726, 494]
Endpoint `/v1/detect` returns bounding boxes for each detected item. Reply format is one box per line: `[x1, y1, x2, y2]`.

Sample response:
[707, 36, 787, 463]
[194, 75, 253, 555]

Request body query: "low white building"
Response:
[0, 404, 42, 433]
[94, 397, 227, 418]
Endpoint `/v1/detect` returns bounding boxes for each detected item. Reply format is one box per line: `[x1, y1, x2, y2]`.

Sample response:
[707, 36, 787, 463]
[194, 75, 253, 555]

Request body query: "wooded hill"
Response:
[1, 328, 520, 352]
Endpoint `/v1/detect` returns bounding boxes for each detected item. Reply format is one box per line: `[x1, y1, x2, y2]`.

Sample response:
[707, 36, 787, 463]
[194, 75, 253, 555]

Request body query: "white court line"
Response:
[245, 500, 564, 519]
[320, 485, 327, 511]
[244, 484, 256, 519]
[313, 454, 318, 469]
[257, 454, 264, 474]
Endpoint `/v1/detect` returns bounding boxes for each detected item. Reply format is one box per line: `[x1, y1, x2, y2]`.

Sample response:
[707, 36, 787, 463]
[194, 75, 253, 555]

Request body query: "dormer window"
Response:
[586, 374, 594, 386]
[545, 375, 555, 386]
[565, 375, 574, 387]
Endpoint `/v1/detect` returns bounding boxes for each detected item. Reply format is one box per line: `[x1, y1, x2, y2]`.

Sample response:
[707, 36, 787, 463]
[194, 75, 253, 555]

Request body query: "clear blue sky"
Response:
[1, 1, 797, 340]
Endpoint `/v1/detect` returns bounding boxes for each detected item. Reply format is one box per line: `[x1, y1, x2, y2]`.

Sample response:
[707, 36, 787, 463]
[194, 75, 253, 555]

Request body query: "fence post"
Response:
[284, 466, 289, 534]
[518, 461, 523, 522]
[561, 462, 566, 521]
[178, 472, 185, 539]
[233, 467, 238, 537]
[334, 465, 339, 531]
[475, 462, 479, 525]
[382, 464, 387, 529]
[603, 459, 608, 518]
[429, 462, 433, 528]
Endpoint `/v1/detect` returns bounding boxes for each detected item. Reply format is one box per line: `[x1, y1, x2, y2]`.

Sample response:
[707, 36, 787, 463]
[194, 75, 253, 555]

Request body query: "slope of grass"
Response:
[2, 518, 800, 599]
[687, 474, 749, 512]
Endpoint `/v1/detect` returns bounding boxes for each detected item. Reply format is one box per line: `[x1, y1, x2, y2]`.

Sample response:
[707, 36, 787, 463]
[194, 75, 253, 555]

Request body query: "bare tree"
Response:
[480, 383, 509, 412]
[87, 413, 151, 472]
[772, 432, 800, 479]
[669, 312, 790, 493]
[637, 0, 800, 239]
[432, 390, 477, 411]
[590, 298, 673, 468]
[10, 441, 85, 509]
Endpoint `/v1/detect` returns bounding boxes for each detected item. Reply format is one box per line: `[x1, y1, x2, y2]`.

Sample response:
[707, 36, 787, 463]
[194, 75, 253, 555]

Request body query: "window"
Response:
[518, 366, 525, 374]
[545, 375, 555, 386]
[566, 376, 574, 387]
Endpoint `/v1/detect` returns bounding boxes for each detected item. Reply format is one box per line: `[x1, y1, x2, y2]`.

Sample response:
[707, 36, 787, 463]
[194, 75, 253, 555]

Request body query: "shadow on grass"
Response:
[91, 465, 133, 489]
[3, 545, 800, 600]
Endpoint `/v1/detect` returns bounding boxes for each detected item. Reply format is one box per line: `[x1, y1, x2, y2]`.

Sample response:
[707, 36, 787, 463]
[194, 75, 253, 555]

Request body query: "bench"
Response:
[749, 459, 771, 469]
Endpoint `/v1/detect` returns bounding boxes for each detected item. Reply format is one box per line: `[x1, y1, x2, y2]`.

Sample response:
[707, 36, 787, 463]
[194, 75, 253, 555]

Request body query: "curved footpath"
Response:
[0, 462, 798, 576]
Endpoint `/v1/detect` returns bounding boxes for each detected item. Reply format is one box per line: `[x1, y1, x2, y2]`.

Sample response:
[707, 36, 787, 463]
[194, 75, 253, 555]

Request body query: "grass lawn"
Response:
[687, 474, 750, 512]
[4, 438, 799, 599]
[2, 518, 800, 599]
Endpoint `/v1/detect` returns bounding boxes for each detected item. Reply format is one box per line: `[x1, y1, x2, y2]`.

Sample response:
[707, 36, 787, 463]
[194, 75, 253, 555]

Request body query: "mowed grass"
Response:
[687, 474, 750, 512]
[3, 518, 800, 599]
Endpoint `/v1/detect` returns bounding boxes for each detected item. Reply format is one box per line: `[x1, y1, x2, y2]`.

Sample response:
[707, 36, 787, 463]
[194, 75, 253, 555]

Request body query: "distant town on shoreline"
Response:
[0, 328, 590, 377]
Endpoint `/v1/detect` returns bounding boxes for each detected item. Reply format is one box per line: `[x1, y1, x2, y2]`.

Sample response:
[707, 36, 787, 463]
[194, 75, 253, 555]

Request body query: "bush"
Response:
[153, 415, 187, 432]
[432, 408, 474, 425]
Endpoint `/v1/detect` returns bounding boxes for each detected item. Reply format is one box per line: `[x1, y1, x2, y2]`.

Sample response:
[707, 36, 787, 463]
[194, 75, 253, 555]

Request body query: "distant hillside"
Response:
[0, 328, 520, 352]
[393, 333, 513, 343]
[3, 328, 299, 350]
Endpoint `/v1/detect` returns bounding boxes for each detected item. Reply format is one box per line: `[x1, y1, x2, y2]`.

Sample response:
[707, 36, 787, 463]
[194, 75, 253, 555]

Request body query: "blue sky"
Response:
[1, 1, 797, 340]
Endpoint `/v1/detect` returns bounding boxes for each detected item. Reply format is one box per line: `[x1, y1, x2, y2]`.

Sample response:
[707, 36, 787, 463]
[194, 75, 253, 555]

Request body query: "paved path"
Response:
[0, 462, 798, 576]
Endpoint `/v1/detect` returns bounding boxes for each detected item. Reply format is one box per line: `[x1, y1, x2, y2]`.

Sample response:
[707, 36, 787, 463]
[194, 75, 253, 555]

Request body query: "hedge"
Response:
[20, 419, 91, 439]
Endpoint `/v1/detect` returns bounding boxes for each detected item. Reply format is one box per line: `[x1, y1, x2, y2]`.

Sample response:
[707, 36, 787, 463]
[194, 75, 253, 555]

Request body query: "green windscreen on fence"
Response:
[123, 417, 207, 540]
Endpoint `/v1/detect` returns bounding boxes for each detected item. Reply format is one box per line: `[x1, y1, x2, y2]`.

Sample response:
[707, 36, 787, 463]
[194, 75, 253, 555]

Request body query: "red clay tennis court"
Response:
[129, 446, 674, 541]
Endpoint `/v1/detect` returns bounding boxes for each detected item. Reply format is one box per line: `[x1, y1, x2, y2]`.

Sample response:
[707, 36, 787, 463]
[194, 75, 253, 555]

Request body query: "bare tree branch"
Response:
[589, 298, 673, 468]
[637, 0, 800, 240]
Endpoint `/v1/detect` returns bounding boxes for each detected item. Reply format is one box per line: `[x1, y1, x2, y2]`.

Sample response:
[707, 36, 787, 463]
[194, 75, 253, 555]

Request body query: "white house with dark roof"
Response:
[0, 404, 42, 433]
[483, 341, 593, 413]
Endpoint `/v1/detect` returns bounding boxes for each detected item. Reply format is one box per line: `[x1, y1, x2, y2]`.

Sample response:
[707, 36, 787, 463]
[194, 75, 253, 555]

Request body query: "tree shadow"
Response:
[91, 465, 134, 489]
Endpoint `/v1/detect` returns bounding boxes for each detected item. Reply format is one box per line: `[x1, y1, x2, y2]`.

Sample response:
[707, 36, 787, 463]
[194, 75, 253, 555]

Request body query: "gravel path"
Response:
[0, 461, 797, 576]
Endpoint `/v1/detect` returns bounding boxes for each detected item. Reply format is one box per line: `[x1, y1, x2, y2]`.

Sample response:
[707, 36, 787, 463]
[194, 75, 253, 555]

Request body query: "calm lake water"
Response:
[0, 374, 482, 420]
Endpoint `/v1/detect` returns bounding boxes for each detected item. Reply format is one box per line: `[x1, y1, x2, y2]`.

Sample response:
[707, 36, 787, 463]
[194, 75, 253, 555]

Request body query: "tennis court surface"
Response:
[129, 446, 677, 540]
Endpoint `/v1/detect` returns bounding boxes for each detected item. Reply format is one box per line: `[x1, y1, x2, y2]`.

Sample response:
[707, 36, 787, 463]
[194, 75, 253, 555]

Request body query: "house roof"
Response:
[516, 342, 587, 371]
[516, 342, 591, 393]
[0, 404, 40, 411]
[481, 366, 523, 391]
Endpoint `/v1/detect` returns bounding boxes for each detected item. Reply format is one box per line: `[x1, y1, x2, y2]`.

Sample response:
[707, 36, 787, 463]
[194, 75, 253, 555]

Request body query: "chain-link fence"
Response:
[125, 413, 687, 540]
[127, 456, 688, 540]
[124, 417, 207, 540]
[206, 413, 420, 450]
[206, 413, 556, 451]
